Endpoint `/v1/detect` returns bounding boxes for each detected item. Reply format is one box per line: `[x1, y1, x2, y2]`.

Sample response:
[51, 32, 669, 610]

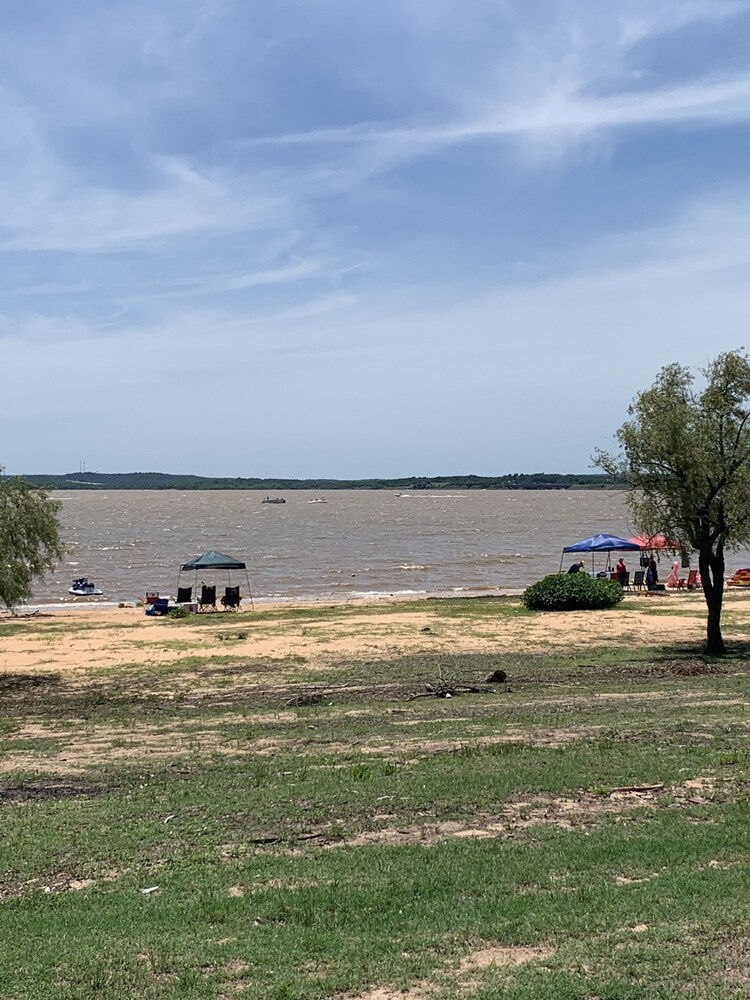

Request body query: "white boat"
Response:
[308, 498, 327, 503]
[68, 577, 103, 596]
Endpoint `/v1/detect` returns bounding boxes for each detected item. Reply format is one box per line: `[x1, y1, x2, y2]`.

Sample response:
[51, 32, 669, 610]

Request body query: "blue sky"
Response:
[4, 0, 750, 477]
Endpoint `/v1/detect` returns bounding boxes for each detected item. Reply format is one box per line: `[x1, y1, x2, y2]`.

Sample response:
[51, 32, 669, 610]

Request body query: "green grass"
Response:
[2, 609, 750, 997]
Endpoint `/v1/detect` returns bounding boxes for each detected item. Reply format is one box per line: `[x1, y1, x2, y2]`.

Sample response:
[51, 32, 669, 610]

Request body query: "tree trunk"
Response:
[699, 547, 725, 655]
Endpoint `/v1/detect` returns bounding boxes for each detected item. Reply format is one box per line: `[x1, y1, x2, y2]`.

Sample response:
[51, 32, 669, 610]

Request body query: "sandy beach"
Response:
[3, 589, 744, 678]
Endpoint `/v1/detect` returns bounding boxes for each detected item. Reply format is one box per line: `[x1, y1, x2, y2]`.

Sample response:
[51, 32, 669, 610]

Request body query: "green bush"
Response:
[522, 572, 625, 611]
[167, 605, 191, 619]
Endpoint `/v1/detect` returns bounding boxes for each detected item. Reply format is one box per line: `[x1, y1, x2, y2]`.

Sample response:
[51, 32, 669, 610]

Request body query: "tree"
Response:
[0, 470, 66, 611]
[595, 350, 750, 656]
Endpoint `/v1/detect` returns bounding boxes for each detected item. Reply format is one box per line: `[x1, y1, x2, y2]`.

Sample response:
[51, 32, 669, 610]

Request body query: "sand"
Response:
[1, 590, 739, 678]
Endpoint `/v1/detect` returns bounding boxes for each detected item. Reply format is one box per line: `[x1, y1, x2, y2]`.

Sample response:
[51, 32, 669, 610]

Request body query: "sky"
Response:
[3, 0, 750, 478]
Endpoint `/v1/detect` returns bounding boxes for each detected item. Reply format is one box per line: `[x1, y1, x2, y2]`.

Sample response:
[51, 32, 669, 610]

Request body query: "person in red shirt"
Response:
[615, 557, 627, 585]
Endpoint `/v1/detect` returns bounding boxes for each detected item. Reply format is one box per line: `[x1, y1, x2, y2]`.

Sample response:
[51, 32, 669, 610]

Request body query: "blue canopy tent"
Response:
[559, 534, 642, 574]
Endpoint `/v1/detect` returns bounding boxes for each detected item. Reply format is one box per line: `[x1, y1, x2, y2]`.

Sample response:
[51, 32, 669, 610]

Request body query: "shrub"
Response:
[167, 605, 191, 619]
[522, 573, 624, 611]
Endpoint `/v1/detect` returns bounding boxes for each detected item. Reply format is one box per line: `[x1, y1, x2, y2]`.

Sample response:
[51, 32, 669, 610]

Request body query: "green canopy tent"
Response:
[178, 550, 254, 608]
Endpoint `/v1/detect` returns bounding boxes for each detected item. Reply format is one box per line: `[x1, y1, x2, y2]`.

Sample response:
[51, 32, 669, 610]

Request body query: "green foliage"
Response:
[0, 469, 66, 611]
[522, 573, 624, 611]
[166, 606, 190, 620]
[595, 349, 750, 654]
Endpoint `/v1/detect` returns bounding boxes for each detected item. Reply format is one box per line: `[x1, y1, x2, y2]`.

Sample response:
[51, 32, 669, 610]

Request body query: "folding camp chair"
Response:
[629, 570, 645, 592]
[678, 569, 699, 591]
[199, 584, 217, 611]
[221, 586, 241, 611]
[176, 586, 192, 604]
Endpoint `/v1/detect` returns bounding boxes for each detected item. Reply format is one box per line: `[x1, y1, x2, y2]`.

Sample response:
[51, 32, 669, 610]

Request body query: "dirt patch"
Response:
[352, 990, 428, 1000]
[1, 868, 119, 899]
[0, 715, 608, 777]
[460, 945, 554, 969]
[355, 725, 606, 758]
[718, 935, 750, 989]
[339, 789, 667, 848]
[347, 942, 553, 1000]
[0, 779, 102, 803]
[0, 726, 290, 775]
[0, 672, 61, 693]
[335, 778, 731, 849]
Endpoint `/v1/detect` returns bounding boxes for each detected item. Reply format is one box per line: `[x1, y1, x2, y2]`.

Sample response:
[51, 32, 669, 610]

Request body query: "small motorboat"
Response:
[68, 577, 103, 596]
[308, 498, 327, 503]
[262, 496, 286, 504]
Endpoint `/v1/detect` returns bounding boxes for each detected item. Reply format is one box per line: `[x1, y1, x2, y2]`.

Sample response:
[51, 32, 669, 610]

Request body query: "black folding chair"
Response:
[221, 586, 241, 611]
[176, 586, 192, 604]
[199, 584, 217, 611]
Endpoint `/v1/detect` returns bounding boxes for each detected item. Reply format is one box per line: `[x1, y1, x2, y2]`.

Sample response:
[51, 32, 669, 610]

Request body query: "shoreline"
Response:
[4, 580, 725, 620]
[5, 587, 527, 619]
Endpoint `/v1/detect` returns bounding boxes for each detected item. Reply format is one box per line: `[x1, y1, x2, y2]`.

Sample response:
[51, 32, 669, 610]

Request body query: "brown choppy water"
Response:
[29, 488, 663, 607]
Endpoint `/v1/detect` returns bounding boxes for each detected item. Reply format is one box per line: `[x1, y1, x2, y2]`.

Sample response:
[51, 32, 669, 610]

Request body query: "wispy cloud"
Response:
[617, 0, 750, 45]
[244, 73, 750, 159]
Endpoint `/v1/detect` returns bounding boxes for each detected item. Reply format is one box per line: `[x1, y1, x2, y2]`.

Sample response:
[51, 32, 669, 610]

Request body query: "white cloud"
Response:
[617, 0, 750, 45]
[244, 73, 750, 165]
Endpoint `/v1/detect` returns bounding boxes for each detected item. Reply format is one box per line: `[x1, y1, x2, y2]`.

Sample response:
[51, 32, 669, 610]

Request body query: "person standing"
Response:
[646, 556, 659, 591]
[615, 557, 627, 585]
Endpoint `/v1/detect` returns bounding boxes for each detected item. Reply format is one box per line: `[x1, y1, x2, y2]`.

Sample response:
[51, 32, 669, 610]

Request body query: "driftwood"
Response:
[406, 664, 506, 701]
[406, 682, 496, 701]
[248, 831, 323, 845]
[607, 783, 665, 795]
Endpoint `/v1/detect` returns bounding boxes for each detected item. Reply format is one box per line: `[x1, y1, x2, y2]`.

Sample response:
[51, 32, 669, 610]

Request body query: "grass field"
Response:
[1, 596, 750, 999]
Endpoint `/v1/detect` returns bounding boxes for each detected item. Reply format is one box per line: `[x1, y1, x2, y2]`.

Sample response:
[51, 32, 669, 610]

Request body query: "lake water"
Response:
[28, 488, 683, 607]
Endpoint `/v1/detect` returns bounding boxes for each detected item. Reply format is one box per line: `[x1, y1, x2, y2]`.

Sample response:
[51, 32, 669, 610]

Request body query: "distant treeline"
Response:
[14, 472, 624, 491]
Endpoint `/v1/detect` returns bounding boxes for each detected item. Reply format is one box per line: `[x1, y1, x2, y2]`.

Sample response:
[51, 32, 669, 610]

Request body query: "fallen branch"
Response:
[607, 783, 665, 795]
[406, 683, 495, 701]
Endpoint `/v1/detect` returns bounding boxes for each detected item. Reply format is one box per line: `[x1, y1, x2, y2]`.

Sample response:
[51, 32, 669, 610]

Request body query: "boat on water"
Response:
[262, 496, 286, 504]
[308, 498, 327, 503]
[68, 577, 104, 596]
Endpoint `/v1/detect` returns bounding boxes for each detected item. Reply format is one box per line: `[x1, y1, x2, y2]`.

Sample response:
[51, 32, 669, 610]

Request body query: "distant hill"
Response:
[12, 472, 623, 491]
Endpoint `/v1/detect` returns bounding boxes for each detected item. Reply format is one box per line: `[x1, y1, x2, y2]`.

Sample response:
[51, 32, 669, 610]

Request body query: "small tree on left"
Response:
[0, 469, 66, 611]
